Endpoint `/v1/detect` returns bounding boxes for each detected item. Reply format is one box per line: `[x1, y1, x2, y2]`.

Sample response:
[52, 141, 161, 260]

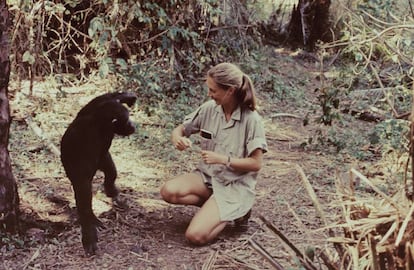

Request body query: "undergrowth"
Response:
[7, 0, 413, 167]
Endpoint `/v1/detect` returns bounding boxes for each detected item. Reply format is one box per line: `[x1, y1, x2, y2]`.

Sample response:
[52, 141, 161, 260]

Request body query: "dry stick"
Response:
[25, 116, 61, 157]
[22, 247, 41, 270]
[321, 25, 414, 50]
[369, 234, 379, 270]
[321, 2, 413, 61]
[355, 46, 399, 118]
[407, 83, 414, 200]
[318, 250, 339, 270]
[395, 201, 414, 247]
[247, 239, 285, 270]
[258, 215, 318, 270]
[409, 0, 414, 19]
[295, 164, 345, 265]
[406, 112, 414, 199]
[270, 113, 302, 119]
[378, 221, 398, 246]
[285, 202, 339, 270]
[202, 250, 218, 270]
[406, 242, 414, 269]
[355, 10, 413, 65]
[360, 9, 398, 27]
[202, 24, 254, 33]
[295, 164, 328, 225]
[350, 168, 400, 212]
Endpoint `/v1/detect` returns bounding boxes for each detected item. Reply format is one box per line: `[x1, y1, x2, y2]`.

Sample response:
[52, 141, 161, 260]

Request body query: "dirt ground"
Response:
[1, 50, 376, 270]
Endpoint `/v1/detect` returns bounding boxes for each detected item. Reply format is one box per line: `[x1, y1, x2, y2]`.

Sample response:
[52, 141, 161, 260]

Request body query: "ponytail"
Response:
[236, 74, 256, 111]
[207, 63, 257, 111]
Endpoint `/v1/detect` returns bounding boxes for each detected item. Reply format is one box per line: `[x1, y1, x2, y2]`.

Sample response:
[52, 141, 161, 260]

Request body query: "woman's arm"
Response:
[171, 124, 192, 151]
[201, 148, 263, 172]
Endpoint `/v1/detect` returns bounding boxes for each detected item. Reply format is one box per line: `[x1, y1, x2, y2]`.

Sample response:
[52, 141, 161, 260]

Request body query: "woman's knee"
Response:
[185, 227, 209, 245]
[160, 181, 177, 203]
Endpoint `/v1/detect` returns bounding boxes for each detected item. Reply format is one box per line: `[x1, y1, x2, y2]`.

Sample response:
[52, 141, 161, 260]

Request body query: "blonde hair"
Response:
[207, 62, 257, 111]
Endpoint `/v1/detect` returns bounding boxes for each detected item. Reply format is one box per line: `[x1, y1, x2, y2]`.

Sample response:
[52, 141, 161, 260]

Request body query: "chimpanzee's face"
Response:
[113, 118, 135, 136]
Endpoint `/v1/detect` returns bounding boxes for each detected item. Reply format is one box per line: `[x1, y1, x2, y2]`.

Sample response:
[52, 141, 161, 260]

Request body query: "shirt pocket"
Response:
[200, 138, 215, 151]
[200, 129, 216, 151]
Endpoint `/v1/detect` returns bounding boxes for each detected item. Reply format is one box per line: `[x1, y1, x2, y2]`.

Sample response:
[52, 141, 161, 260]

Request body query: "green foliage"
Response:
[369, 119, 410, 154]
[332, 0, 413, 97]
[303, 124, 372, 160]
[307, 0, 413, 160]
[1, 233, 33, 251]
[8, 0, 237, 79]
[115, 54, 205, 129]
[244, 50, 305, 106]
[315, 87, 340, 126]
[358, 0, 394, 19]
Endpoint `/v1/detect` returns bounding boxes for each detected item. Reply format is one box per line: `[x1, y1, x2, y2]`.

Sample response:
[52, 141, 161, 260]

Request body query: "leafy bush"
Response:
[369, 119, 410, 154]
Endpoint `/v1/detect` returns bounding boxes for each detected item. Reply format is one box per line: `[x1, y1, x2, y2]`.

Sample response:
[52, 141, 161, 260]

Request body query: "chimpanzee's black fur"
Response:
[60, 92, 137, 256]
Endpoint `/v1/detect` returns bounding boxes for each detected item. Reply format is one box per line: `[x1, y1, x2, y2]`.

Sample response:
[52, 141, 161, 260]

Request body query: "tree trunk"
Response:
[258, 0, 332, 50]
[0, 0, 19, 233]
[286, 0, 332, 51]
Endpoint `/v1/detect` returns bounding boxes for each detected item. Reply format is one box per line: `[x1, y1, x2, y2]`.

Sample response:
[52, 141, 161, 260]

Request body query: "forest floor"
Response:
[1, 49, 387, 270]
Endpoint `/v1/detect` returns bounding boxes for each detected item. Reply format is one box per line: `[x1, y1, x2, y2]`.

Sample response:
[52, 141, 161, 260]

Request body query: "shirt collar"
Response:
[214, 104, 241, 121]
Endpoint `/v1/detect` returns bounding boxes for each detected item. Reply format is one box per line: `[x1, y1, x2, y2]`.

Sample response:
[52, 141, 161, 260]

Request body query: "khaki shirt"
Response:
[183, 100, 268, 221]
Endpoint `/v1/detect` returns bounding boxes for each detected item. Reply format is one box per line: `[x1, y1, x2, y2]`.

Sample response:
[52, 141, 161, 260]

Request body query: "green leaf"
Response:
[22, 51, 35, 65]
[116, 58, 128, 70]
[354, 52, 363, 62]
[88, 17, 104, 38]
[99, 61, 109, 78]
[403, 39, 412, 47]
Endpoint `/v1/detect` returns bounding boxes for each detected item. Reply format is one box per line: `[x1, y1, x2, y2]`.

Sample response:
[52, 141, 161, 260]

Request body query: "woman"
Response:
[160, 62, 268, 245]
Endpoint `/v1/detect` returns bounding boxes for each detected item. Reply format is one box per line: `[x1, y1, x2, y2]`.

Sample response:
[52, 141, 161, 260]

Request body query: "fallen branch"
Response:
[202, 250, 218, 270]
[350, 168, 400, 211]
[22, 247, 41, 270]
[248, 238, 285, 270]
[25, 116, 60, 157]
[270, 113, 303, 119]
[318, 249, 339, 270]
[340, 109, 384, 122]
[258, 215, 318, 270]
[295, 164, 327, 225]
[395, 201, 414, 247]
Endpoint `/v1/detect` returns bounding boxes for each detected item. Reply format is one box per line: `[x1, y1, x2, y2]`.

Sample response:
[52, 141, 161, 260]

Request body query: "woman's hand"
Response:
[201, 150, 226, 165]
[171, 124, 192, 151]
[174, 137, 192, 151]
[201, 149, 264, 172]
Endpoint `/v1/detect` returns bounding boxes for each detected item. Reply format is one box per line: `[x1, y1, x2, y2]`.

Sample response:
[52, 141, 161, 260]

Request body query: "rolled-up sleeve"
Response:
[246, 115, 268, 156]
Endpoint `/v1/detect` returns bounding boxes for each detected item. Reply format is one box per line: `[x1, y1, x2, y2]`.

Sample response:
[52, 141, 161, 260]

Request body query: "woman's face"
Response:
[206, 76, 231, 105]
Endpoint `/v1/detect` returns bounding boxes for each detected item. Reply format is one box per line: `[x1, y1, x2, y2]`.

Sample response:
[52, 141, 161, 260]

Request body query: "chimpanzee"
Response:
[60, 92, 137, 256]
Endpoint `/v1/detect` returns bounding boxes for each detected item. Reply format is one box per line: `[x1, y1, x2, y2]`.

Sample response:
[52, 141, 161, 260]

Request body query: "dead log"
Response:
[341, 109, 385, 122]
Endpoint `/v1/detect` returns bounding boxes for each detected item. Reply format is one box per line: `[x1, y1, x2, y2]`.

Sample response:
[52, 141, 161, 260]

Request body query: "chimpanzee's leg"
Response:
[71, 178, 103, 256]
[99, 152, 119, 198]
[99, 152, 129, 209]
